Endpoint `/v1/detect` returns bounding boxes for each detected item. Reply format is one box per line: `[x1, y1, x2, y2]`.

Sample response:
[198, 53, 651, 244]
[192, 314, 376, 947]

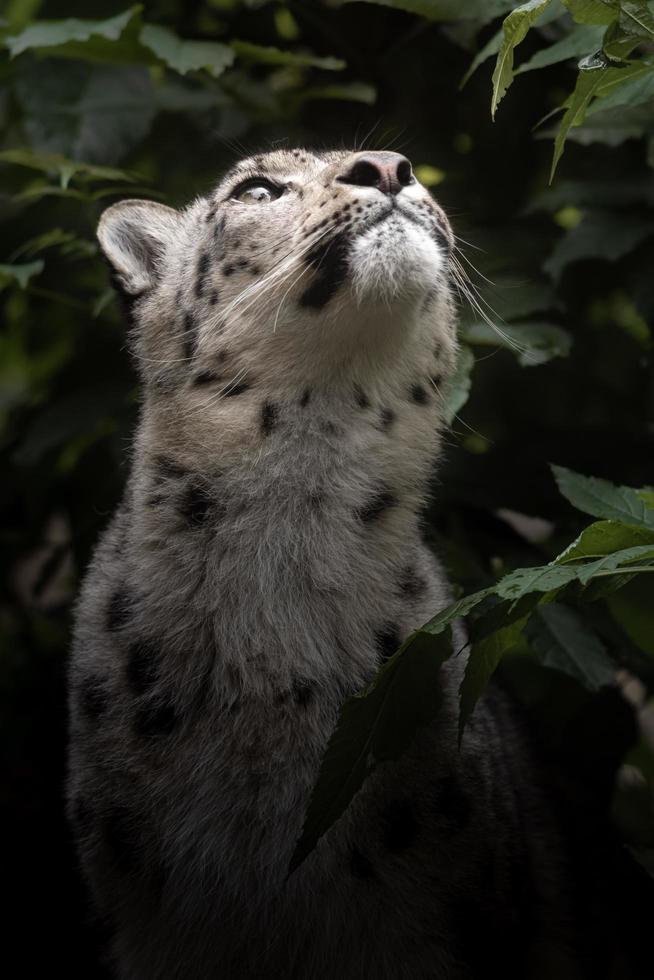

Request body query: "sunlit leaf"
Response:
[491, 0, 554, 118]
[619, 0, 654, 38]
[550, 66, 604, 179]
[516, 23, 605, 72]
[556, 520, 654, 562]
[561, 0, 620, 25]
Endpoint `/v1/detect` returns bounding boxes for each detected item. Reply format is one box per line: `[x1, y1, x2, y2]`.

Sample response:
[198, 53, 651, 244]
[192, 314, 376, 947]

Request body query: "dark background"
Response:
[1, 1, 653, 974]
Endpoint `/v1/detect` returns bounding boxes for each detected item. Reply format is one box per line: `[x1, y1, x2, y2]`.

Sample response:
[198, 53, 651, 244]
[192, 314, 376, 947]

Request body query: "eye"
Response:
[232, 180, 284, 205]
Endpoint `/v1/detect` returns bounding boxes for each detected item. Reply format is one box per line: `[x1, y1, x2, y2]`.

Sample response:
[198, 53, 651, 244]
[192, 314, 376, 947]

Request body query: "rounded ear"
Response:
[97, 199, 181, 295]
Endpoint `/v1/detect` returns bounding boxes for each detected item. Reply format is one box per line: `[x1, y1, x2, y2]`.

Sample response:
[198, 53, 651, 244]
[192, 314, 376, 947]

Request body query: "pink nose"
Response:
[336, 152, 414, 196]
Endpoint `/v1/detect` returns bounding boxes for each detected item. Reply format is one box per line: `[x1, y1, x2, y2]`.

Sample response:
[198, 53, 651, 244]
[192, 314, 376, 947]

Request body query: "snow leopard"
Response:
[67, 148, 598, 979]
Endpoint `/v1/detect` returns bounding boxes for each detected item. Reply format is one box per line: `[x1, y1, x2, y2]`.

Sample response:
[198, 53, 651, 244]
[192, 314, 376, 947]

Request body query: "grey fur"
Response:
[68, 149, 584, 979]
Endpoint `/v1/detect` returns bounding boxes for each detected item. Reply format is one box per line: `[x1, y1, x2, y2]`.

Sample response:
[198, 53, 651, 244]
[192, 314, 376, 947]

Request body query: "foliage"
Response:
[1, 0, 653, 972]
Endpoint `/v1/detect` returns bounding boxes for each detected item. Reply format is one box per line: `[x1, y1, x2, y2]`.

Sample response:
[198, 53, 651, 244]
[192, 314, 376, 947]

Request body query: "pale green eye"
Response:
[236, 184, 278, 204]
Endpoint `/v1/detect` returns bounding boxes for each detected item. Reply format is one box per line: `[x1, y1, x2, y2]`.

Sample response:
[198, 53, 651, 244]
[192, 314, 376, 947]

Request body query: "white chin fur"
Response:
[349, 215, 445, 304]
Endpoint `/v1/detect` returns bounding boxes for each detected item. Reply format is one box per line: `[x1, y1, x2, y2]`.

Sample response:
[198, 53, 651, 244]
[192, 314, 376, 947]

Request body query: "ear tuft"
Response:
[97, 200, 180, 295]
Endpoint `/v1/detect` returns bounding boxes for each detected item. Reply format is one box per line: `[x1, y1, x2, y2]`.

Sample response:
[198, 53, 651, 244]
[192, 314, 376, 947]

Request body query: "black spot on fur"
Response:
[435, 774, 472, 831]
[398, 565, 428, 599]
[381, 800, 419, 852]
[78, 676, 109, 720]
[209, 289, 219, 306]
[107, 590, 131, 631]
[205, 208, 216, 223]
[429, 373, 442, 388]
[308, 488, 324, 508]
[103, 805, 141, 875]
[292, 680, 315, 707]
[378, 408, 395, 431]
[354, 385, 370, 409]
[134, 698, 178, 738]
[410, 383, 429, 405]
[300, 388, 311, 407]
[193, 370, 220, 386]
[350, 846, 375, 880]
[182, 311, 197, 361]
[261, 401, 278, 436]
[300, 232, 350, 310]
[126, 640, 159, 697]
[179, 480, 212, 527]
[358, 488, 396, 523]
[224, 381, 250, 397]
[375, 623, 401, 664]
[223, 264, 234, 277]
[195, 252, 210, 298]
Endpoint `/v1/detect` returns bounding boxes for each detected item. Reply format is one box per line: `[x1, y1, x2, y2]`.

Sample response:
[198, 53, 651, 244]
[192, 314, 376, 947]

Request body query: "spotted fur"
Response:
[68, 148, 588, 979]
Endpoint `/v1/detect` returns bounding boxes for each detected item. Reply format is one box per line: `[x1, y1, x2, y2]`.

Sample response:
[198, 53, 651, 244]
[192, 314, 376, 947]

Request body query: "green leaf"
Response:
[525, 603, 615, 687]
[13, 385, 123, 464]
[461, 320, 572, 365]
[491, 0, 554, 118]
[619, 0, 654, 38]
[9, 228, 78, 259]
[556, 520, 654, 561]
[561, 0, 620, 25]
[574, 545, 654, 584]
[543, 210, 654, 279]
[292, 82, 377, 105]
[443, 344, 474, 423]
[0, 259, 44, 290]
[586, 63, 654, 114]
[516, 23, 605, 72]
[459, 619, 526, 737]
[552, 465, 654, 529]
[0, 148, 139, 187]
[341, 0, 517, 23]
[461, 25, 504, 88]
[4, 6, 140, 58]
[14, 58, 156, 165]
[289, 628, 453, 873]
[526, 176, 654, 210]
[550, 66, 605, 179]
[140, 25, 234, 77]
[229, 39, 345, 70]
[607, 576, 654, 654]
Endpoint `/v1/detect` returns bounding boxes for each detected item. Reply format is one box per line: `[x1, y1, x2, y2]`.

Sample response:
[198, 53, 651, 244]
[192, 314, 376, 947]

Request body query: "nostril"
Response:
[341, 160, 384, 188]
[396, 159, 413, 187]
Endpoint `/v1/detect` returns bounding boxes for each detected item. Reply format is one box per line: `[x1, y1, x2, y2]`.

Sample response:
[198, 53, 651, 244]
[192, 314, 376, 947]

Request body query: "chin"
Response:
[348, 215, 446, 305]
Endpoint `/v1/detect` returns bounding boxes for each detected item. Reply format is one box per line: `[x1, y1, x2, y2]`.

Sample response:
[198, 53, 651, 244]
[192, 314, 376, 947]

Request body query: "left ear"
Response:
[97, 199, 181, 295]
